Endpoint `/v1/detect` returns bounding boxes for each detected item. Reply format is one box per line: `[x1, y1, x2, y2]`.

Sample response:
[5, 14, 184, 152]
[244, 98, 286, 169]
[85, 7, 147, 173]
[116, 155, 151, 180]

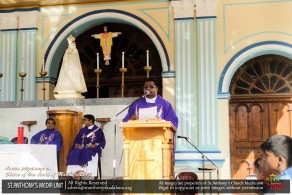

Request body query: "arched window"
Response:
[230, 55, 292, 95]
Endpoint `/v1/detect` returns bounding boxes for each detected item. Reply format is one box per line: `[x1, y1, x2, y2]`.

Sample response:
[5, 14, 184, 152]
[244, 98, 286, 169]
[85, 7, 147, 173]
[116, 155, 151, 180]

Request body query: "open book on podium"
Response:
[119, 119, 176, 180]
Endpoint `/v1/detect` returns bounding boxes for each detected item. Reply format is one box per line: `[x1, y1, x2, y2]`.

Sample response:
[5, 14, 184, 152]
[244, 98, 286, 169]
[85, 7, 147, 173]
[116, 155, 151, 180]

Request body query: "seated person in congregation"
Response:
[253, 157, 264, 180]
[259, 135, 292, 193]
[66, 114, 106, 179]
[30, 118, 63, 169]
[123, 78, 178, 128]
[260, 135, 292, 179]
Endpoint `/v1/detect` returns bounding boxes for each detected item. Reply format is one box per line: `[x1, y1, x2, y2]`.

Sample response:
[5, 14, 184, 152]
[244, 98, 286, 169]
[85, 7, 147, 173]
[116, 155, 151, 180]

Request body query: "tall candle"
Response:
[97, 53, 99, 69]
[17, 127, 24, 144]
[42, 59, 45, 71]
[122, 52, 125, 68]
[21, 58, 24, 72]
[146, 50, 149, 67]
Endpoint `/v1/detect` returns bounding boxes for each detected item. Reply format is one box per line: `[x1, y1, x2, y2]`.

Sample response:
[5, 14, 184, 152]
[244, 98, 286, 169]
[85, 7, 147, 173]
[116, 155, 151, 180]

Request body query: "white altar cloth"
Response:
[0, 144, 58, 194]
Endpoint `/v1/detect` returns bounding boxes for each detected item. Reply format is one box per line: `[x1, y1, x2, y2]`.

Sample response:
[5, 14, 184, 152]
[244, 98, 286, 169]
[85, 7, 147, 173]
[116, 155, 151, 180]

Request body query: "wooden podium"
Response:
[120, 120, 176, 180]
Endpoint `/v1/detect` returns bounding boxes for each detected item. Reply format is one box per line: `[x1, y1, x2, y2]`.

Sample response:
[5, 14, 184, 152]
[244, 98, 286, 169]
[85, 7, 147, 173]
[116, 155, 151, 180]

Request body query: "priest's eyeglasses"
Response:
[144, 85, 156, 89]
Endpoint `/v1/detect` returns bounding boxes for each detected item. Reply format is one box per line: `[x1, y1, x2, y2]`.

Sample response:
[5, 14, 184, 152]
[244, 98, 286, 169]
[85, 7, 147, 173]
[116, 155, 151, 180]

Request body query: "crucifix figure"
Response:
[91, 26, 122, 65]
[81, 134, 86, 148]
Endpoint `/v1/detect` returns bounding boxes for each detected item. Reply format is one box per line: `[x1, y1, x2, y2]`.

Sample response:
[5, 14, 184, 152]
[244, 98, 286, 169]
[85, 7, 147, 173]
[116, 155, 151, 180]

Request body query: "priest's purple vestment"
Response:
[31, 129, 63, 156]
[66, 125, 106, 166]
[122, 95, 178, 128]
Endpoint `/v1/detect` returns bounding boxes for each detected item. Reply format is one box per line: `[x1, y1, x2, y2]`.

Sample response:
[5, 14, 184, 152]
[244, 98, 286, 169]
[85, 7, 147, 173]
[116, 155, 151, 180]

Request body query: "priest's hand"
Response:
[130, 114, 138, 120]
[75, 144, 83, 149]
[88, 143, 96, 148]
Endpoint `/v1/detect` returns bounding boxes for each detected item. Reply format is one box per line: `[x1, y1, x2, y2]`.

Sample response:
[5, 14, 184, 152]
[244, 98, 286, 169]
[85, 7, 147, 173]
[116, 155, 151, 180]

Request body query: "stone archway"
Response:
[229, 54, 292, 179]
[219, 41, 292, 95]
[44, 10, 170, 98]
[44, 10, 170, 80]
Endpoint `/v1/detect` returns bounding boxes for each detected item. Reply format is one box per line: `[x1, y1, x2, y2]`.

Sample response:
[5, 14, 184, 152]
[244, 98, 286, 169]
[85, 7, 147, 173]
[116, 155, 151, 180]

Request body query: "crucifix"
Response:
[91, 26, 122, 65]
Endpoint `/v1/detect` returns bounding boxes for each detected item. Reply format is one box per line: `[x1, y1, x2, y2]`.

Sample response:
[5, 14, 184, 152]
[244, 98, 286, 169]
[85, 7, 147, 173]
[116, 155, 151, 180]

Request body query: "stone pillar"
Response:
[172, 0, 224, 168]
[171, 0, 197, 159]
[0, 12, 18, 101]
[196, 0, 219, 149]
[0, 9, 38, 101]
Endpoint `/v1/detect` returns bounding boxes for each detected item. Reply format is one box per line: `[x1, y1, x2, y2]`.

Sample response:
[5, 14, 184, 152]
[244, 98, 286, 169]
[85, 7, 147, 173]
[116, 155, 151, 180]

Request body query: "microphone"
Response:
[177, 135, 188, 139]
[142, 91, 150, 98]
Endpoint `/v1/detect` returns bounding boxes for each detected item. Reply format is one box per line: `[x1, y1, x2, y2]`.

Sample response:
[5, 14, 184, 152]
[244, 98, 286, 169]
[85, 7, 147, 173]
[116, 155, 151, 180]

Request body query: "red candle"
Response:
[17, 127, 24, 144]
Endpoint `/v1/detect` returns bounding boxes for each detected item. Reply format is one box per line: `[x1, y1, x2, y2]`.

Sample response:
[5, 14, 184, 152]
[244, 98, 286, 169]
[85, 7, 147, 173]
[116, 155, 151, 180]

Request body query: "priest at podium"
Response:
[123, 78, 178, 128]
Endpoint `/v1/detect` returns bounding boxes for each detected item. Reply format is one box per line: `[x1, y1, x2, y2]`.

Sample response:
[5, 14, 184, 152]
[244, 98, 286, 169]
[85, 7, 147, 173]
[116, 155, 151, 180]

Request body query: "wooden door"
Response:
[229, 102, 268, 179]
[230, 101, 292, 179]
[270, 102, 292, 136]
[229, 54, 292, 179]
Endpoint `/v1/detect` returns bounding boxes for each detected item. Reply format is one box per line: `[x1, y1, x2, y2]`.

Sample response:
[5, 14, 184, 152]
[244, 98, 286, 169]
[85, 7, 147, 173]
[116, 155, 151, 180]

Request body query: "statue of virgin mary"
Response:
[54, 35, 87, 99]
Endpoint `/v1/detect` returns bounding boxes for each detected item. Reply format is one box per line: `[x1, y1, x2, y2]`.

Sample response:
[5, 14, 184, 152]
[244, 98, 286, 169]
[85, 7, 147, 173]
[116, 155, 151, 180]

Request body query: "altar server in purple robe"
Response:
[66, 114, 106, 179]
[31, 118, 63, 156]
[123, 78, 178, 128]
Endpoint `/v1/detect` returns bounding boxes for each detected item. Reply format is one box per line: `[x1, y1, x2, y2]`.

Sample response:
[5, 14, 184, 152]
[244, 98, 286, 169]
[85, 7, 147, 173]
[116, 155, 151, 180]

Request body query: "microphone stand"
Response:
[111, 94, 146, 179]
[181, 137, 219, 194]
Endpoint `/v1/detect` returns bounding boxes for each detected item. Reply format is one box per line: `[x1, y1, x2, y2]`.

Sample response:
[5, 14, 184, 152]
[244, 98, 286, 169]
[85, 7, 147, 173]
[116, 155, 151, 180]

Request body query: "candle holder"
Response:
[20, 121, 37, 132]
[0, 73, 3, 92]
[95, 118, 111, 128]
[39, 71, 47, 100]
[94, 69, 102, 98]
[19, 72, 27, 101]
[119, 68, 127, 97]
[144, 66, 152, 78]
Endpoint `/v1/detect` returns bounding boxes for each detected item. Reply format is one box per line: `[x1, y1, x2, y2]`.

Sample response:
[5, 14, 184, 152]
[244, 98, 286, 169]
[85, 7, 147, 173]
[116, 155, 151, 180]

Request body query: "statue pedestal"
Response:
[54, 90, 85, 99]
